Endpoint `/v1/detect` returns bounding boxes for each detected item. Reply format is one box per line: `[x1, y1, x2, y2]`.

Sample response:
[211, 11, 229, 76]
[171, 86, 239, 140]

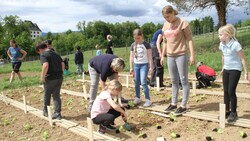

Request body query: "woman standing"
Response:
[130, 29, 153, 107]
[160, 5, 195, 115]
[7, 39, 27, 83]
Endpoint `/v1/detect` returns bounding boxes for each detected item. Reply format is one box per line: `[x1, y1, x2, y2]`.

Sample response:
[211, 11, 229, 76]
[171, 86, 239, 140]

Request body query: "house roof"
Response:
[24, 20, 42, 32]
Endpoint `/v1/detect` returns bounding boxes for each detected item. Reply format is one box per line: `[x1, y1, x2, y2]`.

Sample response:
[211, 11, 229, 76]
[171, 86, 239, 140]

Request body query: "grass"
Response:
[0, 29, 249, 91]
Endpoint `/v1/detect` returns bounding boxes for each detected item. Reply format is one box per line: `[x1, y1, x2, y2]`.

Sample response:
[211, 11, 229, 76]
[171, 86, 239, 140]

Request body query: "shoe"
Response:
[164, 104, 177, 113]
[103, 124, 116, 131]
[98, 124, 106, 134]
[174, 107, 187, 115]
[134, 97, 141, 105]
[225, 111, 230, 118]
[52, 112, 62, 120]
[143, 99, 151, 107]
[227, 112, 238, 122]
[121, 97, 128, 103]
[43, 111, 48, 117]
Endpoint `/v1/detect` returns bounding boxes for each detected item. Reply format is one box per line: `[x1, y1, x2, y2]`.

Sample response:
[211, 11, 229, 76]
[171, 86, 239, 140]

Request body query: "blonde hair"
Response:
[111, 58, 125, 72]
[162, 5, 178, 16]
[107, 35, 112, 40]
[133, 28, 143, 59]
[95, 44, 100, 49]
[218, 24, 237, 41]
[106, 80, 123, 92]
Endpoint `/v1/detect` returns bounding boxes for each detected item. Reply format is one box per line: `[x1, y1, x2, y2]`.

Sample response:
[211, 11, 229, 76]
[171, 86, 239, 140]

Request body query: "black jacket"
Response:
[74, 50, 83, 64]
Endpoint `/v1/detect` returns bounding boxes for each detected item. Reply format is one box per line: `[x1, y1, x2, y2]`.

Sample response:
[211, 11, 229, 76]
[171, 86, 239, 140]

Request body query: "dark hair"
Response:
[133, 28, 143, 36]
[35, 43, 47, 53]
[77, 46, 81, 50]
[10, 39, 16, 44]
[162, 5, 178, 15]
[46, 40, 52, 45]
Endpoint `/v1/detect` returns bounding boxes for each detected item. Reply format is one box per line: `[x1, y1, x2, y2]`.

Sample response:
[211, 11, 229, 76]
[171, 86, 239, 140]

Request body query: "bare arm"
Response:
[7, 49, 12, 60]
[130, 51, 134, 73]
[147, 48, 153, 74]
[19, 49, 27, 60]
[107, 98, 126, 120]
[238, 50, 249, 82]
[156, 34, 163, 58]
[41, 62, 49, 82]
[188, 40, 195, 65]
[160, 38, 167, 66]
[61, 62, 65, 72]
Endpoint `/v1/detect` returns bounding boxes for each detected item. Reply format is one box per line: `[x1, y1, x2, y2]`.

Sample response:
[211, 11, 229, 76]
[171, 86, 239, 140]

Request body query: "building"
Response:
[25, 20, 42, 40]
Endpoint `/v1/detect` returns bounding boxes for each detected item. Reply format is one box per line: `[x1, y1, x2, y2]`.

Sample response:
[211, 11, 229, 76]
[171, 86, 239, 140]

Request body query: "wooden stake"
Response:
[219, 103, 226, 128]
[156, 137, 166, 141]
[192, 80, 196, 95]
[83, 85, 87, 100]
[126, 75, 129, 88]
[47, 106, 53, 126]
[156, 77, 160, 91]
[87, 117, 94, 141]
[82, 72, 85, 81]
[23, 95, 27, 114]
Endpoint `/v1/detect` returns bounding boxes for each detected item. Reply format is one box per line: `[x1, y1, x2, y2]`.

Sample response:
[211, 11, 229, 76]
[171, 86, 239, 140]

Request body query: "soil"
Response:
[0, 73, 250, 141]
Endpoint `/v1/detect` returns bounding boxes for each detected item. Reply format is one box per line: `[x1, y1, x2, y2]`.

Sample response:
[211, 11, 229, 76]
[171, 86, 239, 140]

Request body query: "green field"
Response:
[0, 30, 249, 91]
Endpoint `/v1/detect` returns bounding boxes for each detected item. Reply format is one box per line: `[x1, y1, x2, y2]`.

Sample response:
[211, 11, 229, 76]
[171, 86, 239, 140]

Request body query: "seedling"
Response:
[155, 123, 162, 129]
[2, 118, 10, 126]
[170, 132, 180, 138]
[169, 112, 176, 122]
[212, 128, 223, 134]
[119, 125, 126, 132]
[41, 130, 49, 141]
[195, 94, 207, 102]
[138, 132, 147, 138]
[128, 101, 135, 108]
[206, 136, 213, 141]
[240, 131, 247, 138]
[138, 111, 145, 117]
[23, 123, 33, 131]
[66, 98, 73, 106]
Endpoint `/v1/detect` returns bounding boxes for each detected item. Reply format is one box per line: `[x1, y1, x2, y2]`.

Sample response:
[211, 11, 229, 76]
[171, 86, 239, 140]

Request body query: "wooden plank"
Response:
[0, 94, 118, 141]
[219, 104, 226, 128]
[192, 80, 196, 95]
[23, 95, 27, 114]
[156, 137, 166, 141]
[156, 77, 160, 91]
[195, 89, 250, 99]
[47, 106, 53, 126]
[87, 117, 94, 141]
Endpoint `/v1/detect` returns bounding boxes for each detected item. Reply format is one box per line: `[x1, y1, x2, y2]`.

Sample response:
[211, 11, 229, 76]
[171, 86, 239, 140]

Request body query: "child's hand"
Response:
[220, 70, 224, 76]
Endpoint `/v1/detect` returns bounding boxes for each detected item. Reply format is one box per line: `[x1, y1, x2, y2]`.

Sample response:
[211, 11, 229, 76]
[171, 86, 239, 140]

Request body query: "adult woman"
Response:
[7, 39, 27, 83]
[160, 5, 195, 115]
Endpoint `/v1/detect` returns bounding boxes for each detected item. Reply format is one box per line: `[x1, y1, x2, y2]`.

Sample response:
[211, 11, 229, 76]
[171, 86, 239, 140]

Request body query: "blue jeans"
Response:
[76, 64, 83, 75]
[134, 63, 150, 100]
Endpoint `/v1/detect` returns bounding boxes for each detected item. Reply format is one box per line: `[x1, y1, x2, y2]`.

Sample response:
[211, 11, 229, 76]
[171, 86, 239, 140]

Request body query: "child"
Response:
[106, 35, 113, 54]
[63, 57, 70, 75]
[91, 80, 127, 133]
[218, 24, 249, 122]
[95, 44, 102, 56]
[130, 28, 153, 107]
[196, 62, 216, 89]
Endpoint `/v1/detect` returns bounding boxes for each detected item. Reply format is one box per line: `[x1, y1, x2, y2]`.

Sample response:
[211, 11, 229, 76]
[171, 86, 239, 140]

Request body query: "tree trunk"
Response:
[215, 0, 228, 27]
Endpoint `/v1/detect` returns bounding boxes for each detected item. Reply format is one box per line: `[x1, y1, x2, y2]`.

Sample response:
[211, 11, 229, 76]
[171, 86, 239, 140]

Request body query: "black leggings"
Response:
[223, 69, 241, 112]
[92, 108, 122, 126]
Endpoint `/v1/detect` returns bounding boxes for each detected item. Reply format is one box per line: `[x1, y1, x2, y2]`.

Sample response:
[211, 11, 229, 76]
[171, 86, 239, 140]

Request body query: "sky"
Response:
[0, 0, 249, 33]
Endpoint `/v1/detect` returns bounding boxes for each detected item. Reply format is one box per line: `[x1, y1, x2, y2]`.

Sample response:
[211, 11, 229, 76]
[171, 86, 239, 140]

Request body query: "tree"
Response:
[166, 0, 250, 27]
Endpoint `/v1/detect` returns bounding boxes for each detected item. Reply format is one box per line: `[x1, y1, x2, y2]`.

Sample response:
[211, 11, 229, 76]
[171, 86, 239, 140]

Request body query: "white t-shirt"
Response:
[91, 91, 112, 119]
[219, 39, 242, 71]
[130, 41, 151, 64]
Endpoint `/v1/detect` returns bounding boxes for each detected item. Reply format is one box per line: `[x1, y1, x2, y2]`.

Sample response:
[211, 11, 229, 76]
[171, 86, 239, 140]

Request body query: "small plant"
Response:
[2, 118, 10, 126]
[128, 101, 135, 108]
[195, 94, 207, 102]
[118, 125, 126, 132]
[66, 98, 73, 106]
[23, 123, 33, 131]
[138, 132, 147, 138]
[8, 131, 14, 137]
[212, 128, 223, 134]
[170, 132, 181, 138]
[41, 130, 49, 141]
[240, 131, 247, 138]
[169, 112, 176, 122]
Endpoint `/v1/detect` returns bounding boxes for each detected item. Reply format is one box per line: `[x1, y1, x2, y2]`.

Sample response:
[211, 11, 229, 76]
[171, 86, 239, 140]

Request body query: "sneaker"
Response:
[134, 97, 141, 105]
[103, 124, 116, 131]
[43, 111, 48, 117]
[143, 99, 151, 107]
[227, 112, 238, 122]
[164, 104, 177, 113]
[52, 112, 62, 120]
[98, 124, 106, 134]
[174, 107, 187, 115]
